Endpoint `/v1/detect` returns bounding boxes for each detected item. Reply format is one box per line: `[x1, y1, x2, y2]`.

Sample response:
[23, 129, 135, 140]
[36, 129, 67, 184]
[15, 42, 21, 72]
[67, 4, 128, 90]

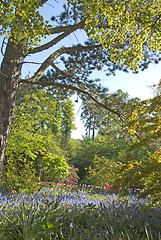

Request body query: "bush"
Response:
[85, 155, 122, 186]
[113, 149, 161, 201]
[3, 157, 38, 192]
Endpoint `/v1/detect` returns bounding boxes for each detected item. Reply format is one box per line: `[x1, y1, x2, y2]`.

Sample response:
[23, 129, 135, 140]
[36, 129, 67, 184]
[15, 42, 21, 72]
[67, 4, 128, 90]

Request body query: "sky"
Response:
[0, 0, 161, 139]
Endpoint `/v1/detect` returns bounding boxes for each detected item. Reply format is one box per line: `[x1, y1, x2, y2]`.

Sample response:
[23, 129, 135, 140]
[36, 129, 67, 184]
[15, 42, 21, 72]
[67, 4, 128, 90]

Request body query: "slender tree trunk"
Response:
[92, 116, 95, 140]
[92, 127, 95, 140]
[0, 39, 24, 184]
[55, 101, 59, 118]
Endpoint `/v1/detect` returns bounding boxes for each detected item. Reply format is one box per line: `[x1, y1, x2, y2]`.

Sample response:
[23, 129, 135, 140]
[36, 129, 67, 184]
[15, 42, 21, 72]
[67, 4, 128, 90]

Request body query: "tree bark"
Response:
[0, 39, 24, 184]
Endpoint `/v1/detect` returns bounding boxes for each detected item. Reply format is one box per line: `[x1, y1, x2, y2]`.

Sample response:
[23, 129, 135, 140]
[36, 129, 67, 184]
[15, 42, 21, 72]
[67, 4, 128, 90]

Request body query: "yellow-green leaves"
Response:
[0, 0, 50, 49]
[86, 155, 122, 186]
[1, 0, 160, 64]
[113, 149, 161, 200]
[70, 0, 161, 70]
[126, 86, 161, 143]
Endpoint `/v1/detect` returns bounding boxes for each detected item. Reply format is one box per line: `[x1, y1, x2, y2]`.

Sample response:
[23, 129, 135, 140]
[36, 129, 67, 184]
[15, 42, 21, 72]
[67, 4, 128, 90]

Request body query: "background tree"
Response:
[81, 98, 100, 139]
[0, 0, 160, 184]
[126, 82, 161, 149]
[60, 98, 76, 148]
[68, 87, 156, 182]
[113, 81, 161, 200]
[71, 0, 161, 70]
[113, 149, 161, 201]
[3, 86, 75, 189]
[80, 89, 139, 138]
[85, 155, 121, 187]
[70, 132, 153, 182]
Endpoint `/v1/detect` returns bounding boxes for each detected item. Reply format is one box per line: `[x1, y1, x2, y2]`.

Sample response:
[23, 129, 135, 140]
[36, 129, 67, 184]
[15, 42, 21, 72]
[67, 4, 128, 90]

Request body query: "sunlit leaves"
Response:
[86, 155, 122, 186]
[0, 0, 51, 49]
[70, 0, 161, 70]
[1, 0, 160, 62]
[113, 81, 161, 200]
[41, 153, 69, 182]
[126, 83, 161, 146]
[113, 149, 161, 200]
[4, 87, 75, 187]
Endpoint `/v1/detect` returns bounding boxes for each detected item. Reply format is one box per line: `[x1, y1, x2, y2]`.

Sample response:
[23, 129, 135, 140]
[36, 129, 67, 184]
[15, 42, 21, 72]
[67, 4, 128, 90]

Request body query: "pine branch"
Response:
[21, 65, 142, 140]
[50, 63, 130, 127]
[24, 44, 102, 82]
[22, 42, 142, 139]
[40, 0, 48, 5]
[50, 62, 75, 83]
[28, 21, 85, 54]
[48, 20, 85, 34]
[21, 79, 114, 111]
[20, 77, 129, 129]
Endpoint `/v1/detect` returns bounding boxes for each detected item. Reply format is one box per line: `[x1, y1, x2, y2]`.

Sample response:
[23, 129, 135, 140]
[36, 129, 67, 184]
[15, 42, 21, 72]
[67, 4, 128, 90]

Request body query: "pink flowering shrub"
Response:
[66, 164, 80, 185]
[105, 182, 111, 191]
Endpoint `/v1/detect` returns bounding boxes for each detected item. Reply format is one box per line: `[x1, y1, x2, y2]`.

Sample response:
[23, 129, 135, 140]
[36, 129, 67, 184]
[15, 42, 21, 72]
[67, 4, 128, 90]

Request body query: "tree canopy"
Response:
[79, 0, 161, 69]
[0, 0, 49, 49]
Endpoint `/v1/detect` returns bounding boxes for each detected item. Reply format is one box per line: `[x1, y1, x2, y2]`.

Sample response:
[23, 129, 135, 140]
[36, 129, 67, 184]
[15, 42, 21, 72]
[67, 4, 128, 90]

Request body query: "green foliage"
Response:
[126, 83, 161, 148]
[4, 87, 76, 189]
[86, 155, 122, 186]
[60, 98, 76, 148]
[70, 131, 152, 181]
[67, 138, 81, 165]
[0, 199, 64, 240]
[70, 0, 161, 70]
[1, 0, 160, 62]
[113, 81, 161, 200]
[3, 157, 38, 192]
[81, 89, 140, 138]
[1, 0, 160, 201]
[0, 0, 51, 49]
[69, 135, 128, 181]
[113, 149, 161, 200]
[41, 153, 69, 183]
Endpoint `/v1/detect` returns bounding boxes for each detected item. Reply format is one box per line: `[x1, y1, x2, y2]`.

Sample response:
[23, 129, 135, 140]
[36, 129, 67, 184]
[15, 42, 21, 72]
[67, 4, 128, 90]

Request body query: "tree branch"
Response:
[21, 42, 143, 137]
[50, 62, 75, 83]
[23, 61, 42, 65]
[49, 63, 133, 130]
[21, 78, 124, 116]
[23, 44, 102, 82]
[21, 59, 142, 140]
[1, 38, 7, 56]
[40, 0, 48, 6]
[48, 20, 85, 34]
[28, 20, 85, 54]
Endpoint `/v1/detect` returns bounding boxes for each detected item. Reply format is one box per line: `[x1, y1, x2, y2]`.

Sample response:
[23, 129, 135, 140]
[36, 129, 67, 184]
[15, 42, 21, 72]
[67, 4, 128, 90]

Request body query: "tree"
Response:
[113, 149, 161, 200]
[69, 134, 127, 181]
[127, 84, 161, 148]
[0, 0, 160, 184]
[69, 87, 157, 182]
[72, 0, 161, 70]
[70, 130, 153, 182]
[80, 89, 138, 138]
[60, 98, 76, 148]
[3, 87, 75, 188]
[86, 155, 121, 187]
[113, 81, 161, 200]
[81, 98, 100, 139]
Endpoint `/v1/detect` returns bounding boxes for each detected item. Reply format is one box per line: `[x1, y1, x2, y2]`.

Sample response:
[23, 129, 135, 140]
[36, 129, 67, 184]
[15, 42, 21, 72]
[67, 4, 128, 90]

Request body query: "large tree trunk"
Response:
[0, 39, 24, 184]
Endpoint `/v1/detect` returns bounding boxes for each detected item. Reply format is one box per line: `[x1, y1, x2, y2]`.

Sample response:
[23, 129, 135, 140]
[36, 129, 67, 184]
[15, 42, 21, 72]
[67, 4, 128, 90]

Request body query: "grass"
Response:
[0, 185, 161, 239]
